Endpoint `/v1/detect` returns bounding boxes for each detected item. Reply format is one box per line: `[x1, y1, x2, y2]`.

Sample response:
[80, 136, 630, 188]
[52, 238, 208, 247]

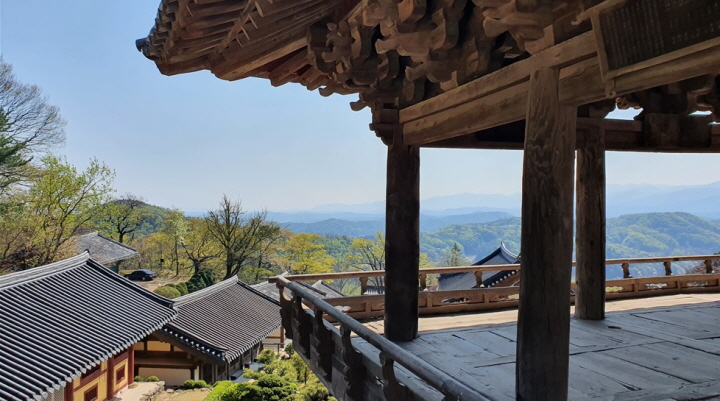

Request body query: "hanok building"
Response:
[438, 242, 520, 291]
[137, 1, 720, 400]
[135, 277, 282, 385]
[0, 253, 176, 401]
[75, 232, 139, 273]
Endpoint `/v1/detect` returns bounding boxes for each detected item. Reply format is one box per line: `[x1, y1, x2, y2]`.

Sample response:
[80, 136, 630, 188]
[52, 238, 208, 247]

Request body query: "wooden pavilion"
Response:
[137, 1, 720, 399]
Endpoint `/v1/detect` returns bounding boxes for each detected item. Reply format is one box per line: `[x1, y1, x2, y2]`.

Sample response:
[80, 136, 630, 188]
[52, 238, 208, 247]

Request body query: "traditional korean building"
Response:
[135, 277, 281, 385]
[0, 253, 176, 401]
[75, 232, 139, 273]
[438, 242, 520, 290]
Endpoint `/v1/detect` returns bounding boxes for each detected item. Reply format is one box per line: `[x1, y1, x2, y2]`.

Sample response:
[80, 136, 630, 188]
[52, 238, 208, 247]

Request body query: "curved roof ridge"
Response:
[82, 231, 140, 254]
[499, 241, 520, 262]
[237, 280, 281, 306]
[0, 252, 91, 290]
[173, 276, 239, 306]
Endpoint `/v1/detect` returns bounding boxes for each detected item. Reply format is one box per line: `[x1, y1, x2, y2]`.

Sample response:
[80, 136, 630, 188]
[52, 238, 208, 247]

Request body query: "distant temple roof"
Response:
[75, 232, 138, 265]
[0, 253, 176, 401]
[252, 278, 345, 302]
[438, 242, 520, 291]
[162, 277, 281, 363]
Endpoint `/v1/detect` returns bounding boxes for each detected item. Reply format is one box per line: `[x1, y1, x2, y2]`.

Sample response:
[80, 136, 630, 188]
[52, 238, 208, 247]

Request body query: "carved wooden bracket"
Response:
[340, 325, 366, 400]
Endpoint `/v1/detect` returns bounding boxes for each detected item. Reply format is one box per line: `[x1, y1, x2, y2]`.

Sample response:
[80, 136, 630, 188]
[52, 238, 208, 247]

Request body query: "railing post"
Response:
[359, 277, 368, 295]
[474, 271, 484, 287]
[340, 325, 365, 400]
[380, 352, 411, 401]
[706, 259, 713, 274]
[292, 296, 311, 358]
[310, 309, 333, 382]
[278, 286, 293, 340]
[622, 263, 632, 279]
[664, 261, 673, 276]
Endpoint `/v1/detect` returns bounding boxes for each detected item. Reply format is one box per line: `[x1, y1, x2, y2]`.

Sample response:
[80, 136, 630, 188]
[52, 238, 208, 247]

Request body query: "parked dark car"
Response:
[124, 269, 157, 281]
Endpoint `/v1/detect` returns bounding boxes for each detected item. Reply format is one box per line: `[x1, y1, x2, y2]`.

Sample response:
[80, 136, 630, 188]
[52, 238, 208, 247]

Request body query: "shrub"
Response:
[176, 282, 189, 295]
[147, 376, 159, 382]
[206, 381, 233, 401]
[257, 349, 278, 364]
[284, 342, 294, 356]
[154, 285, 181, 299]
[298, 380, 336, 401]
[183, 380, 196, 389]
[134, 376, 144, 382]
[194, 380, 209, 389]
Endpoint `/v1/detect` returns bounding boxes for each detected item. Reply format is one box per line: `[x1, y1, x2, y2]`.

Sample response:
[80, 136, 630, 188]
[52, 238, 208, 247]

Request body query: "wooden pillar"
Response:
[516, 67, 576, 401]
[575, 128, 606, 320]
[128, 344, 135, 385]
[384, 123, 420, 342]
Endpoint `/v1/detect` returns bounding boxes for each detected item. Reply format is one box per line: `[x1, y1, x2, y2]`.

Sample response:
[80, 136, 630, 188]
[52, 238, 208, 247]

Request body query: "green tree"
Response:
[182, 217, 222, 274]
[0, 60, 65, 193]
[99, 193, 151, 244]
[278, 233, 335, 275]
[205, 195, 281, 280]
[161, 209, 188, 275]
[0, 156, 114, 269]
[441, 242, 470, 267]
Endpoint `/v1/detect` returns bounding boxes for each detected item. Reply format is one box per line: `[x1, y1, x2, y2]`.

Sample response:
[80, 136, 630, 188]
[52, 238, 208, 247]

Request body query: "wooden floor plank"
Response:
[572, 352, 690, 390]
[451, 330, 517, 357]
[603, 342, 719, 383]
[568, 360, 635, 396]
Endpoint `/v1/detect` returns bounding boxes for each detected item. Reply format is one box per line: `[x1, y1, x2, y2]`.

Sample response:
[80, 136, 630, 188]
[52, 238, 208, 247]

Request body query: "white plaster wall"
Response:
[138, 367, 191, 387]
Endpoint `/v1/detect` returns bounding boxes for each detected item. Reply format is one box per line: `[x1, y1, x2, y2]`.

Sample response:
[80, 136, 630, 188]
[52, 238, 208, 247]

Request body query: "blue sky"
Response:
[1, 1, 717, 213]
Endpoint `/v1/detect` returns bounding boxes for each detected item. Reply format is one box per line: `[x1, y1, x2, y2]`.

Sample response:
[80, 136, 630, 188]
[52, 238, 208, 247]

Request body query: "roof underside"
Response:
[0, 254, 176, 401]
[164, 277, 281, 362]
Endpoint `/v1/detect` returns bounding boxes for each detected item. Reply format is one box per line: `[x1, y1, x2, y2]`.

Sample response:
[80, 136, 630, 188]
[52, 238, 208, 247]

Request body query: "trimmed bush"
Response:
[183, 380, 196, 389]
[134, 376, 144, 382]
[194, 380, 209, 389]
[284, 342, 294, 356]
[176, 282, 189, 295]
[154, 285, 181, 299]
[256, 349, 278, 364]
[147, 376, 159, 382]
[206, 381, 233, 401]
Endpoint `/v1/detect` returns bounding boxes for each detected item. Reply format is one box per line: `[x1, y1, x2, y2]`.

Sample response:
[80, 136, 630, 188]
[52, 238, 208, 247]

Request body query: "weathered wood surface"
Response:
[351, 294, 720, 401]
[575, 127, 606, 320]
[384, 124, 420, 342]
[517, 66, 576, 401]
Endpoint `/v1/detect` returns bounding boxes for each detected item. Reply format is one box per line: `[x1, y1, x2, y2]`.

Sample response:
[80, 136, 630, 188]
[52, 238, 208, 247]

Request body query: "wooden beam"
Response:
[575, 126, 606, 320]
[422, 118, 720, 153]
[516, 67, 576, 401]
[384, 119, 420, 342]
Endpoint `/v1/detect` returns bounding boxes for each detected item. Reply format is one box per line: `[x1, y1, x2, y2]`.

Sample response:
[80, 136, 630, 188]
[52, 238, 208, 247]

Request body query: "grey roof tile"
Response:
[75, 232, 138, 265]
[0, 253, 176, 401]
[164, 277, 282, 362]
[438, 242, 520, 291]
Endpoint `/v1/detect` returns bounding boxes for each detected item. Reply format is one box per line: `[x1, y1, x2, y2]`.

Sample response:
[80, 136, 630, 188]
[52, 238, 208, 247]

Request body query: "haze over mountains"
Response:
[269, 181, 720, 237]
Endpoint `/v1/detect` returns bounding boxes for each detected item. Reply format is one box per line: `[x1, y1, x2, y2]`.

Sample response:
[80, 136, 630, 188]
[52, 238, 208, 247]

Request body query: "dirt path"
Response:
[155, 390, 210, 401]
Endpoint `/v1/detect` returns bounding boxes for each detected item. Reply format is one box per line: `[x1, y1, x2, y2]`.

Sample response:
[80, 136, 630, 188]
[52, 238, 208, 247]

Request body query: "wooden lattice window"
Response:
[116, 366, 126, 383]
[84, 386, 98, 401]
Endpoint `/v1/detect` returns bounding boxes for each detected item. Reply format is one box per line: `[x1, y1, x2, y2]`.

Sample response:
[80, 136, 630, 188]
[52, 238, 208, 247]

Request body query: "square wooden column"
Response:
[384, 124, 420, 342]
[516, 67, 576, 401]
[575, 127, 606, 320]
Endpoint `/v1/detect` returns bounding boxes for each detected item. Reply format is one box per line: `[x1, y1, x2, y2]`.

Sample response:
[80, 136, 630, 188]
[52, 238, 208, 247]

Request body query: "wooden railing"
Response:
[276, 276, 491, 401]
[271, 254, 720, 320]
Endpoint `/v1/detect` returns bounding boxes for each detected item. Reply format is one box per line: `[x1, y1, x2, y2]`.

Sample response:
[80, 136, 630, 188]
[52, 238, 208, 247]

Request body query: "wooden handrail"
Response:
[269, 254, 720, 283]
[276, 276, 492, 401]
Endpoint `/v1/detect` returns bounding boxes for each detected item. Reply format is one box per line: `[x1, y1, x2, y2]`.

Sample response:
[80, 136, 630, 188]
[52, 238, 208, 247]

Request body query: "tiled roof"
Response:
[251, 278, 345, 302]
[75, 232, 138, 265]
[438, 242, 520, 291]
[163, 277, 281, 362]
[0, 253, 176, 401]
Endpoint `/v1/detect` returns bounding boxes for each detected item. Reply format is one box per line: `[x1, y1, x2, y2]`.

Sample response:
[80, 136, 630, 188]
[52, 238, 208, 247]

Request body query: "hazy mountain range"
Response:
[269, 181, 720, 237]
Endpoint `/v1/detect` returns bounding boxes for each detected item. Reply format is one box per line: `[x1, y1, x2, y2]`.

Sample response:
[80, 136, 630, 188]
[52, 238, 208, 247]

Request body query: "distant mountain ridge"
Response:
[269, 181, 720, 224]
[283, 211, 513, 237]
